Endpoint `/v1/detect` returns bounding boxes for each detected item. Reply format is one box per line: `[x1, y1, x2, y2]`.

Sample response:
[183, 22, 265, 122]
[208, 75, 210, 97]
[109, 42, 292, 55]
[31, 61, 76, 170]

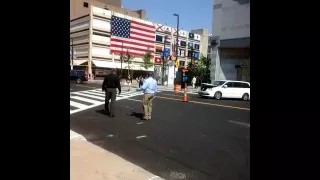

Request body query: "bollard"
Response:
[182, 83, 188, 102]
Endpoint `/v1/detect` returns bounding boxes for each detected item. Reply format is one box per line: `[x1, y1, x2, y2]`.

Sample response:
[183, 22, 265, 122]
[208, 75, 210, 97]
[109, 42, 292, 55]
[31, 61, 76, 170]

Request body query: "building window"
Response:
[83, 2, 89, 8]
[180, 41, 186, 47]
[194, 44, 200, 50]
[156, 35, 163, 42]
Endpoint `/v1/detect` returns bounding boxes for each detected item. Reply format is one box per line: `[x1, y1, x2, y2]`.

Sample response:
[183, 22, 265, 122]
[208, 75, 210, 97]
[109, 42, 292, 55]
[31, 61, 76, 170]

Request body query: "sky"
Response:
[122, 0, 213, 33]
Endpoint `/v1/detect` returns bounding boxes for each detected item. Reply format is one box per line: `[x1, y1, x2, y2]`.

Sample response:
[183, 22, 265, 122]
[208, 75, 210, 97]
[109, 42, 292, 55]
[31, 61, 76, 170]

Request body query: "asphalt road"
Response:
[70, 82, 102, 92]
[70, 91, 250, 180]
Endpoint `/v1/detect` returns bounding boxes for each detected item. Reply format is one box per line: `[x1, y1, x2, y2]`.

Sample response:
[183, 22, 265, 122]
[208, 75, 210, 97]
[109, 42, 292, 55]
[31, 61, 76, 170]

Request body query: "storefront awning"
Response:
[73, 60, 88, 66]
[92, 60, 153, 71]
[92, 60, 115, 68]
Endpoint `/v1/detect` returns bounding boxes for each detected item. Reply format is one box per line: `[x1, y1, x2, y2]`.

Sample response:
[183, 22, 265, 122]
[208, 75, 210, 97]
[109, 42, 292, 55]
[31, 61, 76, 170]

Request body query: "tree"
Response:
[240, 58, 250, 82]
[188, 55, 211, 84]
[141, 52, 154, 76]
[124, 49, 135, 81]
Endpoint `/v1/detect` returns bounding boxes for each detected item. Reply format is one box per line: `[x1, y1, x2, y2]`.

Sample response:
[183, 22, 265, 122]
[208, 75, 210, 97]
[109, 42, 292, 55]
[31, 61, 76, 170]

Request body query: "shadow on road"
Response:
[95, 109, 107, 115]
[127, 112, 144, 119]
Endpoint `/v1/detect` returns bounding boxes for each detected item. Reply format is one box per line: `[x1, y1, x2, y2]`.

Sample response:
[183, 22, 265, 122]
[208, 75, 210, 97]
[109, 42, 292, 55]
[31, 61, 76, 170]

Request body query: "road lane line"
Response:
[137, 122, 143, 125]
[156, 96, 250, 111]
[75, 84, 97, 88]
[228, 120, 250, 128]
[136, 135, 147, 139]
[126, 98, 142, 102]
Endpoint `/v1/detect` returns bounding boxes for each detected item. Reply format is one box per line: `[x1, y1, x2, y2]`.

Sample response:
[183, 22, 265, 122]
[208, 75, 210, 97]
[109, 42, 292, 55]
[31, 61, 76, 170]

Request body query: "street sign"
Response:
[175, 60, 180, 67]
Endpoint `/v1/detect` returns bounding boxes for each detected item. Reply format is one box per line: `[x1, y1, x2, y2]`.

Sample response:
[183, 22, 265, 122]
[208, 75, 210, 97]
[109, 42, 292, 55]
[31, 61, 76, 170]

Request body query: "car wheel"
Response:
[76, 78, 81, 84]
[242, 93, 249, 101]
[214, 91, 222, 100]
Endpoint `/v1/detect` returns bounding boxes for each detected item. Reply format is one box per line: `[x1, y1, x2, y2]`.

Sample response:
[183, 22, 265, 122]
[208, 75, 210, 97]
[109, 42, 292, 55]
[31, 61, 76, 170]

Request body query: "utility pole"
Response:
[162, 35, 168, 85]
[173, 14, 179, 84]
[120, 42, 123, 78]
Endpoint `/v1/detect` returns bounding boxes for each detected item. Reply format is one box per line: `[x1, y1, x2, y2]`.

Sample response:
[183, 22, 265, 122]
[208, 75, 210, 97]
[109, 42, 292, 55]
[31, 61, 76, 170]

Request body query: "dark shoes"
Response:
[104, 110, 115, 118]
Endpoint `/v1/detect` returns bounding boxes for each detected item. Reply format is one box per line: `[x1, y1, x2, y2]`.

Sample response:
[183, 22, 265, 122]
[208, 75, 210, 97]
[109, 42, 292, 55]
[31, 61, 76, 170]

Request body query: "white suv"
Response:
[198, 80, 250, 101]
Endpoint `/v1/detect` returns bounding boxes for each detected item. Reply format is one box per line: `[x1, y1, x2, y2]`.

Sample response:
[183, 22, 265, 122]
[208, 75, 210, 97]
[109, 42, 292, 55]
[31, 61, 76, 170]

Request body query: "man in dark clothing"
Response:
[102, 69, 121, 118]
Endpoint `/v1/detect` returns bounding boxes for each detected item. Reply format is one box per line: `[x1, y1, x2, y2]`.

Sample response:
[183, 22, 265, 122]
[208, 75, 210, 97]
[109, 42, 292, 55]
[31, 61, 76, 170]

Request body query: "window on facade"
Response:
[194, 44, 200, 49]
[194, 52, 199, 59]
[180, 41, 186, 47]
[156, 35, 163, 42]
[188, 42, 193, 48]
[155, 46, 163, 53]
[83, 2, 89, 8]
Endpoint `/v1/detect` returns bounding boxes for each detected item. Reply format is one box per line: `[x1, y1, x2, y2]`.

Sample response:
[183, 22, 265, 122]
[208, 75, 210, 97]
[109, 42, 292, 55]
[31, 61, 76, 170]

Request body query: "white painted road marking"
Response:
[71, 96, 101, 104]
[73, 92, 105, 100]
[126, 98, 142, 102]
[70, 89, 158, 115]
[228, 120, 250, 128]
[137, 122, 143, 125]
[70, 101, 87, 109]
[136, 135, 147, 139]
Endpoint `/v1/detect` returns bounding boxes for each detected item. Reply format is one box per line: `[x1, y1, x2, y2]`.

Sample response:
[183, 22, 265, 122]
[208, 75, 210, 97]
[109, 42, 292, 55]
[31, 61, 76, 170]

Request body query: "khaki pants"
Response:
[142, 93, 155, 119]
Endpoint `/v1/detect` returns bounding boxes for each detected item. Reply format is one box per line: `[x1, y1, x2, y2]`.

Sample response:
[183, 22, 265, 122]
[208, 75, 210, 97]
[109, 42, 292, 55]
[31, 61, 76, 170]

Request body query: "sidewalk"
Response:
[71, 139, 163, 180]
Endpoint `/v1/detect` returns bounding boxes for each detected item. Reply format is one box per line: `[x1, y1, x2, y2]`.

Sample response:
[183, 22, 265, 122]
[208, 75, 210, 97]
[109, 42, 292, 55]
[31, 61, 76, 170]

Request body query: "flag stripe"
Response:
[130, 33, 155, 42]
[130, 30, 155, 38]
[110, 38, 154, 48]
[130, 31, 154, 39]
[131, 20, 155, 28]
[130, 25, 155, 33]
[130, 36, 155, 44]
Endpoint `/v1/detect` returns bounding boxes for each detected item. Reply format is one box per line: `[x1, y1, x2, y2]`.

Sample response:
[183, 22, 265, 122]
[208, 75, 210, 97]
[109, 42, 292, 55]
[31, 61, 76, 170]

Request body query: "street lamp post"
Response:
[173, 13, 179, 84]
[162, 35, 168, 85]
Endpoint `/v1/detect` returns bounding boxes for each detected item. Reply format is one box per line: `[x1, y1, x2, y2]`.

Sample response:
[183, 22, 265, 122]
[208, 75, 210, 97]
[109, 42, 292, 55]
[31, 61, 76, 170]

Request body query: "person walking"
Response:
[140, 72, 157, 120]
[102, 69, 121, 118]
[192, 76, 197, 89]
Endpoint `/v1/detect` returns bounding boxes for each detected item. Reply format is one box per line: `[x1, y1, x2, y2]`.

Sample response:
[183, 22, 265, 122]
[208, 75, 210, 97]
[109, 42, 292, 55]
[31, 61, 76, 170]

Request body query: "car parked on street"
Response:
[70, 70, 88, 84]
[198, 80, 250, 100]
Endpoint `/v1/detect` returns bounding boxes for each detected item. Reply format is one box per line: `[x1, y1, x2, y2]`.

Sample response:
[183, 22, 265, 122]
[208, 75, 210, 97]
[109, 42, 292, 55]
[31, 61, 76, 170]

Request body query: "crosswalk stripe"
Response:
[79, 91, 106, 97]
[70, 100, 88, 109]
[70, 96, 102, 104]
[70, 89, 159, 115]
[73, 92, 105, 100]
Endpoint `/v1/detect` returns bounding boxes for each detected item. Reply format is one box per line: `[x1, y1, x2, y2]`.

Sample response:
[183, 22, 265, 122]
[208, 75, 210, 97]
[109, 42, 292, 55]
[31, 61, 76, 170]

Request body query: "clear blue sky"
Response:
[122, 0, 213, 33]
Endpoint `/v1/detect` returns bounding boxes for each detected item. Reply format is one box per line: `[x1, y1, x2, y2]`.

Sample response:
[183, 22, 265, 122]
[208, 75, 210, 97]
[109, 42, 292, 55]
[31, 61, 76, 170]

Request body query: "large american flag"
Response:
[110, 15, 155, 57]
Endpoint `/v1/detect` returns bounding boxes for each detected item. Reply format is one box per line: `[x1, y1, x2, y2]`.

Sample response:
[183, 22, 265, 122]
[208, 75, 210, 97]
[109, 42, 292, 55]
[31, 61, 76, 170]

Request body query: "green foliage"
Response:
[188, 55, 211, 81]
[124, 50, 135, 76]
[141, 52, 154, 70]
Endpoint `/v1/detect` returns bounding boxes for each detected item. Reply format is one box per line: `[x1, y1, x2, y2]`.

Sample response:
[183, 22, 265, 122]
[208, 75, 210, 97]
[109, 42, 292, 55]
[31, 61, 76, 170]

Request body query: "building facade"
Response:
[70, 2, 203, 85]
[210, 0, 250, 81]
[191, 28, 209, 59]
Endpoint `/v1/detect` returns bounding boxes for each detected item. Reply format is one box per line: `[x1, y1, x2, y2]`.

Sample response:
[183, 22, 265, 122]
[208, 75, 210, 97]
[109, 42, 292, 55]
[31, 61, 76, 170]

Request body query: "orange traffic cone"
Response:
[182, 83, 188, 102]
[174, 84, 179, 93]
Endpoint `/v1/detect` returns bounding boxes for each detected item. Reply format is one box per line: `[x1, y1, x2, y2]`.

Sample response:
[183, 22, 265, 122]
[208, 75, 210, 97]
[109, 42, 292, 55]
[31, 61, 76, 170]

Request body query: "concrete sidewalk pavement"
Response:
[71, 139, 163, 180]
